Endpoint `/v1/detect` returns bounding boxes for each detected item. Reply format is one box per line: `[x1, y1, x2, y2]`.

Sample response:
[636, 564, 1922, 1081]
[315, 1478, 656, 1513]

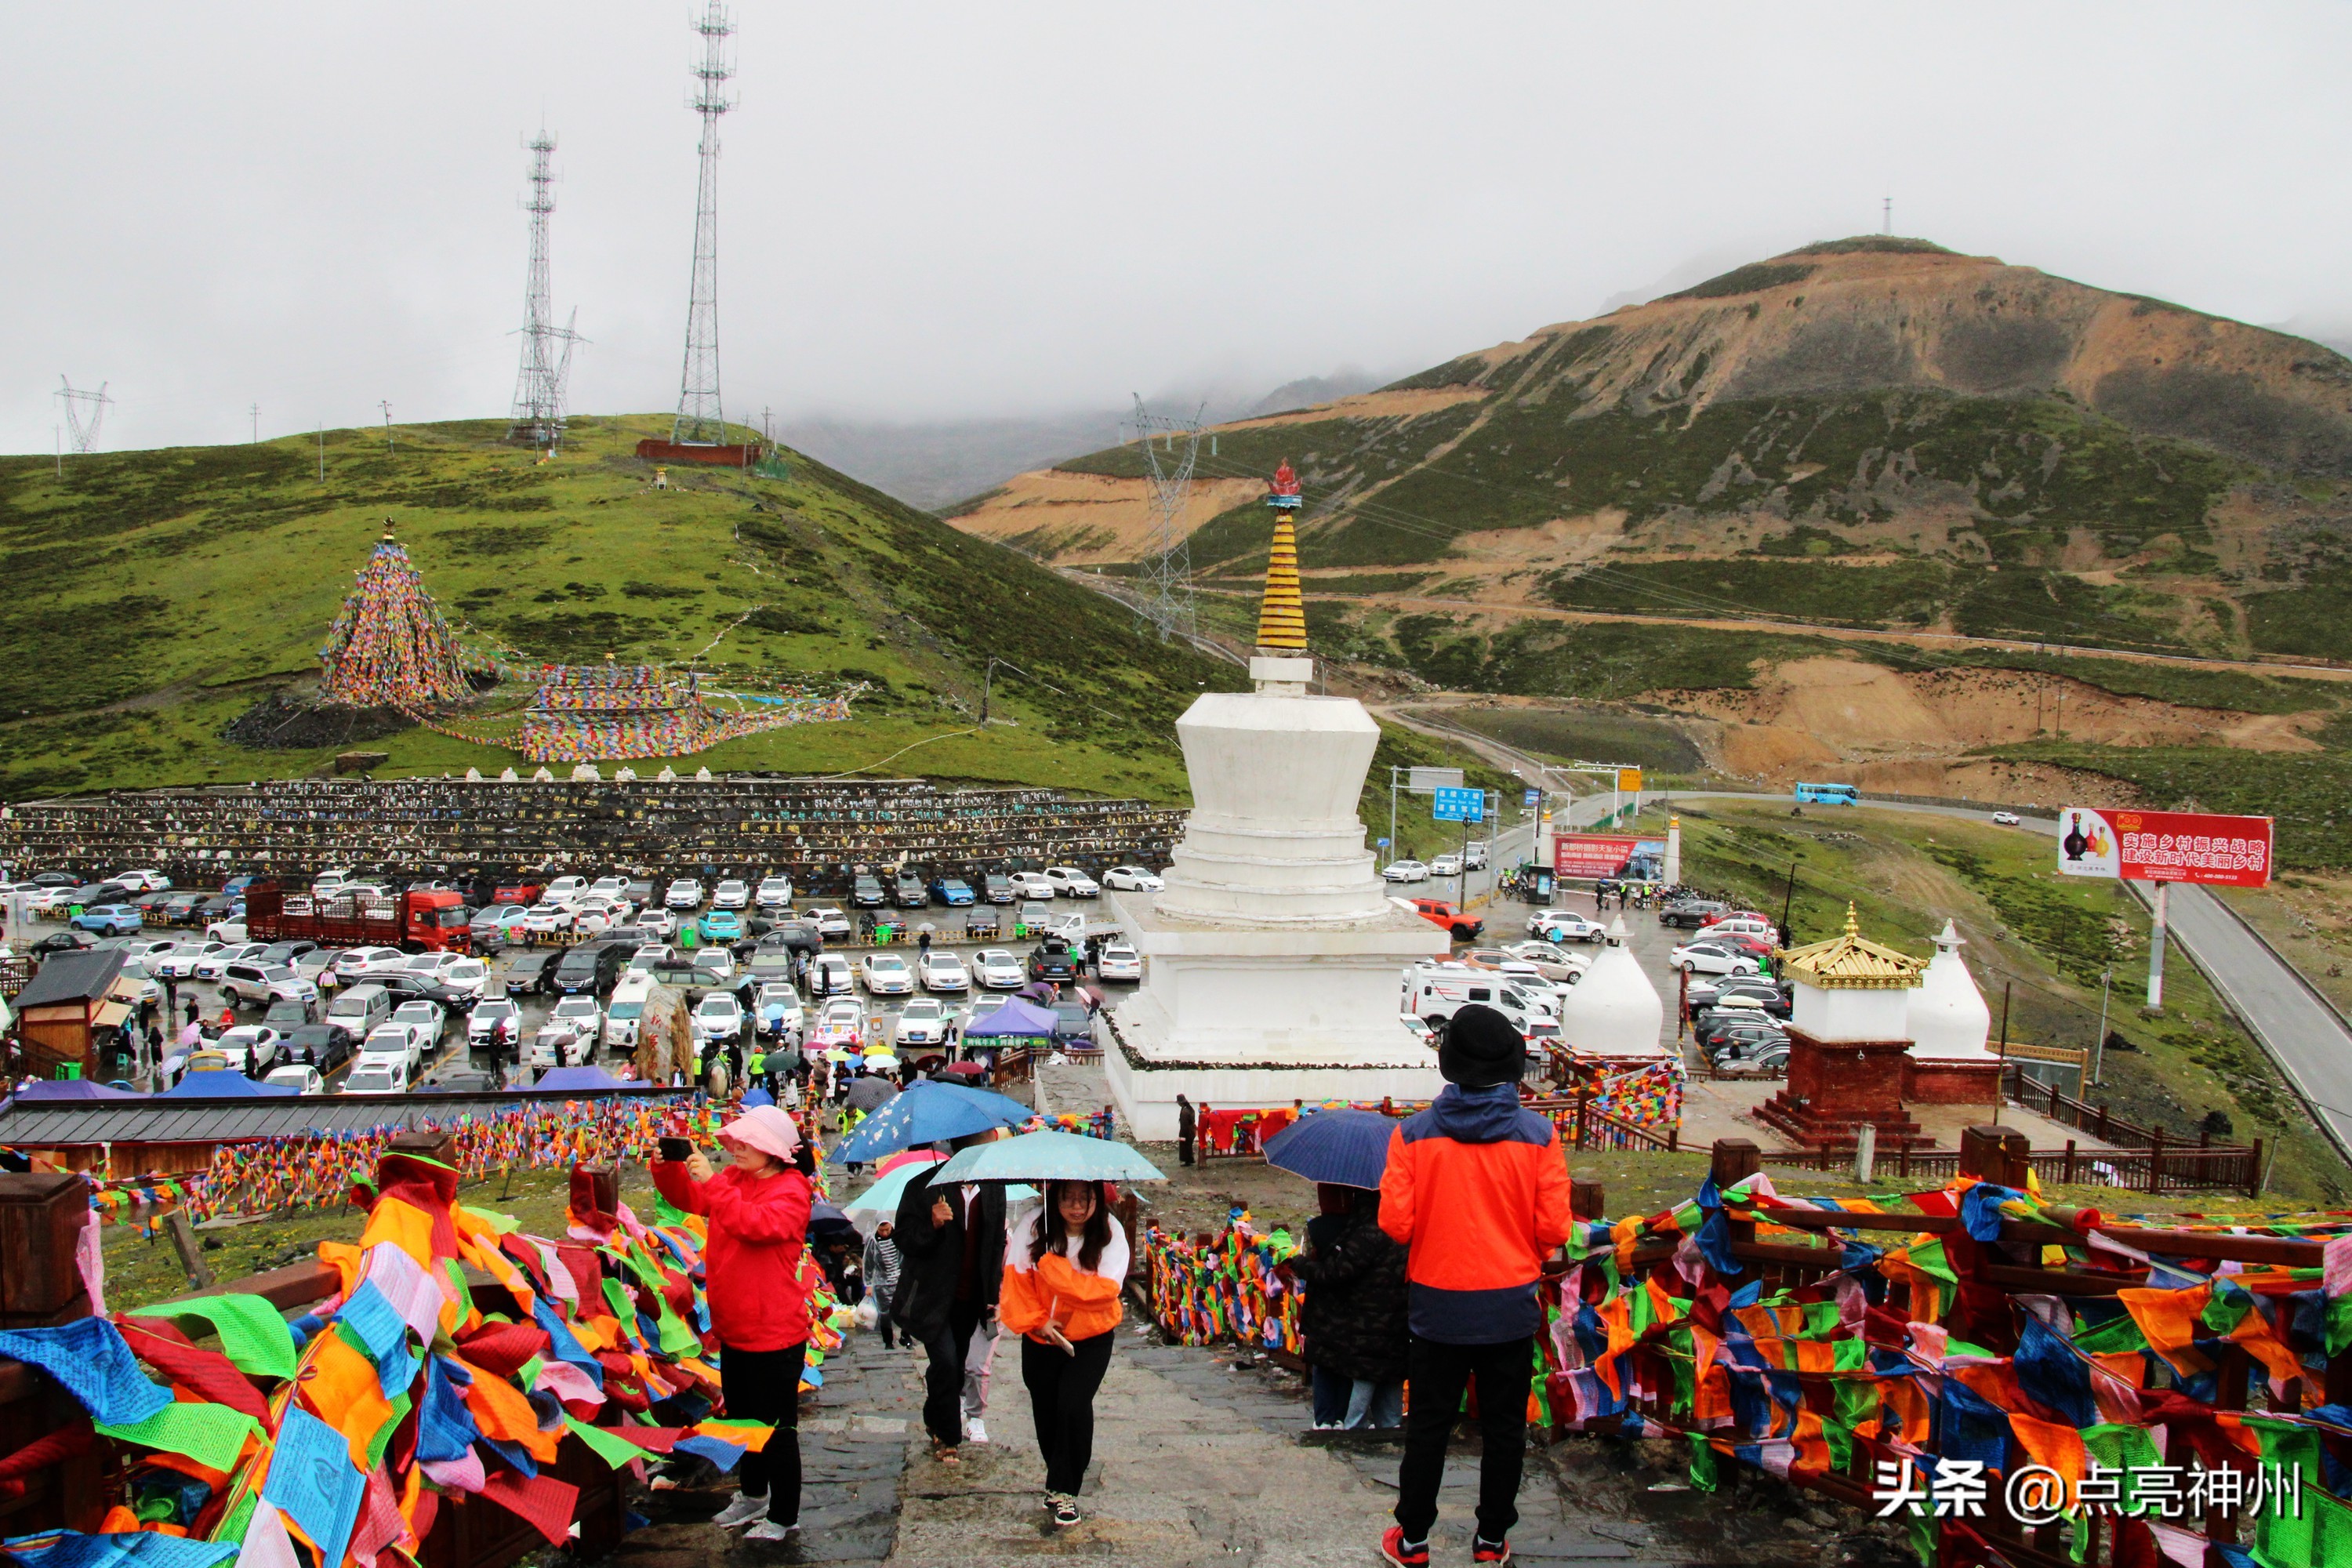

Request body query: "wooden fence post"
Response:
[1958, 1125, 2030, 1189]
[1570, 1177, 1606, 1222]
[2147, 1126, 2165, 1195]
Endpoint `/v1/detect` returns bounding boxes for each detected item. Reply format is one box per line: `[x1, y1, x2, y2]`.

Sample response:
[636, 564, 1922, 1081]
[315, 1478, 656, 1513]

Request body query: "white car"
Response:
[114, 960, 164, 1008]
[402, 952, 466, 980]
[550, 996, 604, 1049]
[432, 956, 490, 999]
[1464, 842, 1490, 869]
[113, 869, 171, 892]
[391, 1000, 445, 1041]
[1428, 853, 1464, 877]
[1991, 811, 2022, 826]
[1383, 860, 1431, 884]
[1007, 871, 1056, 899]
[860, 953, 915, 996]
[691, 993, 745, 1047]
[971, 948, 1025, 989]
[343, 1058, 410, 1094]
[572, 896, 630, 934]
[665, 878, 704, 909]
[892, 997, 952, 1047]
[544, 876, 590, 905]
[196, 942, 268, 981]
[1044, 866, 1100, 898]
[1528, 910, 1606, 944]
[220, 963, 315, 1008]
[365, 1021, 431, 1068]
[334, 946, 408, 982]
[214, 1025, 281, 1073]
[809, 997, 866, 1051]
[205, 919, 250, 943]
[756, 875, 795, 909]
[689, 949, 735, 982]
[293, 949, 343, 982]
[263, 1065, 325, 1095]
[917, 950, 970, 993]
[468, 998, 522, 1051]
[807, 906, 852, 939]
[523, 902, 575, 935]
[1505, 941, 1590, 982]
[1669, 940, 1760, 977]
[635, 907, 679, 938]
[1101, 866, 1164, 892]
[527, 1024, 591, 1070]
[1097, 943, 1143, 982]
[1697, 916, 1777, 942]
[753, 982, 804, 1037]
[154, 941, 227, 980]
[473, 906, 532, 942]
[589, 876, 630, 902]
[810, 953, 856, 997]
[711, 879, 751, 910]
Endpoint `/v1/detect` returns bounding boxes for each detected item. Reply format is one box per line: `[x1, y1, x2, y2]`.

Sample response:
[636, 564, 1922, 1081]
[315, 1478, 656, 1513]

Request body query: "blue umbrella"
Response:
[828, 1080, 1032, 1164]
[1261, 1109, 1397, 1190]
[160, 1073, 297, 1099]
[931, 1129, 1167, 1184]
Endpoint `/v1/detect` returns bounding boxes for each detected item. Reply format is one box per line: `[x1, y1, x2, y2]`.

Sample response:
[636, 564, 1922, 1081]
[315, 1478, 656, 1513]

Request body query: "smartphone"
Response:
[658, 1136, 691, 1162]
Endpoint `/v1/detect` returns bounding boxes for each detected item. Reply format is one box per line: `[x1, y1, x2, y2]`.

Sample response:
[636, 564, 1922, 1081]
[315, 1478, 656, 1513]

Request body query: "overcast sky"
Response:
[7, 2, 2351, 455]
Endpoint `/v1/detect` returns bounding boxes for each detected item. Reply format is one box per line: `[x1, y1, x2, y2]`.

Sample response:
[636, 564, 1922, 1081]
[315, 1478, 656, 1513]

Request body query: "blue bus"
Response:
[1793, 781, 1860, 805]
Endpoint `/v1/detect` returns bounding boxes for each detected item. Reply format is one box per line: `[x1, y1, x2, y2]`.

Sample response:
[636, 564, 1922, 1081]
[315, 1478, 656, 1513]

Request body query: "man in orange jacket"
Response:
[1378, 1004, 1574, 1568]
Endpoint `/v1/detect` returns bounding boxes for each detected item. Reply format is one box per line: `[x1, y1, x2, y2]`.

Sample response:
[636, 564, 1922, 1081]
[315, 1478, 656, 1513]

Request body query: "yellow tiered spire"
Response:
[1255, 459, 1308, 651]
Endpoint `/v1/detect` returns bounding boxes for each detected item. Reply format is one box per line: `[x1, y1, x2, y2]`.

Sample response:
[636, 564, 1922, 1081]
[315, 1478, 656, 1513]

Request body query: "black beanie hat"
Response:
[1439, 1003, 1525, 1089]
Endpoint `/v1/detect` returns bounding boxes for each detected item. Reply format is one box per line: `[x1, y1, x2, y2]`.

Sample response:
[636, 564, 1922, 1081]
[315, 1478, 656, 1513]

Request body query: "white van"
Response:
[325, 982, 393, 1038]
[605, 977, 652, 1052]
[1400, 963, 1559, 1042]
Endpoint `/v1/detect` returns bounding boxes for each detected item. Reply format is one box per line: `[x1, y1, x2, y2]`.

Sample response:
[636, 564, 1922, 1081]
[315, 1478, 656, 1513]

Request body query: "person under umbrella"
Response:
[999, 1178, 1128, 1528]
[1286, 1184, 1407, 1429]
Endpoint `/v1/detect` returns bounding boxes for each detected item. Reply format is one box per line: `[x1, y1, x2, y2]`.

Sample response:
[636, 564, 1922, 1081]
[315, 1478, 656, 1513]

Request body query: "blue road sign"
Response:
[1375, 837, 1390, 848]
[1523, 786, 1541, 808]
[1432, 787, 1484, 823]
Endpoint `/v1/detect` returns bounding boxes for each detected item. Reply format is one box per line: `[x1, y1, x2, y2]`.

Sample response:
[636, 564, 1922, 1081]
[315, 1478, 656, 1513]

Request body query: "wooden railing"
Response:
[1526, 1094, 1680, 1153]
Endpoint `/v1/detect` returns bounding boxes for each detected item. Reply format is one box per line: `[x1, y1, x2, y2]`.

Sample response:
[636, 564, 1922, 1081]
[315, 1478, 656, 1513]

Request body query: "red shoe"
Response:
[1472, 1538, 1512, 1566]
[1379, 1527, 1430, 1568]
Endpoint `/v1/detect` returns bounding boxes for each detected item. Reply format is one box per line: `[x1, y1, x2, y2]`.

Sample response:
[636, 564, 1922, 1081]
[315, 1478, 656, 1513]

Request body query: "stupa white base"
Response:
[1104, 890, 1447, 1141]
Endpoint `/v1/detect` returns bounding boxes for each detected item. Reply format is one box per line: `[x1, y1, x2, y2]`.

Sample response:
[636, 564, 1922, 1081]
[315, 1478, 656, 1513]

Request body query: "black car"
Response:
[502, 950, 561, 996]
[757, 925, 821, 956]
[1027, 937, 1080, 984]
[1050, 1000, 1094, 1047]
[31, 873, 77, 888]
[1704, 978, 1791, 1018]
[131, 890, 177, 917]
[376, 971, 474, 1012]
[982, 872, 1014, 904]
[851, 875, 887, 907]
[31, 930, 98, 956]
[69, 884, 132, 908]
[1659, 899, 1730, 930]
[893, 872, 928, 909]
[196, 895, 241, 920]
[1699, 1018, 1788, 1054]
[554, 942, 628, 996]
[259, 941, 319, 967]
[625, 878, 655, 906]
[282, 1022, 358, 1073]
[262, 998, 318, 1031]
[422, 1067, 501, 1092]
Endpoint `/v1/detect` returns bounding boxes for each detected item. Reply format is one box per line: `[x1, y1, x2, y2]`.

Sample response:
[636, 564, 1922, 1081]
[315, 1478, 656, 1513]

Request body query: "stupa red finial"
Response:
[1267, 459, 1302, 508]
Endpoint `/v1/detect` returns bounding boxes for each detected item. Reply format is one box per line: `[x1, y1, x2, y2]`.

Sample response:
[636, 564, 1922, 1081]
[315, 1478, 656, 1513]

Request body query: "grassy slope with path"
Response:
[1648, 797, 2344, 1201]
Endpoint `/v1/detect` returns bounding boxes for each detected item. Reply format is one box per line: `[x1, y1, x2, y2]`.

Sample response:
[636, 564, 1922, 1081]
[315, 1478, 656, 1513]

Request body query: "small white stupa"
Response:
[464, 767, 483, 782]
[1555, 916, 1667, 1057]
[499, 767, 520, 782]
[571, 764, 603, 782]
[694, 766, 714, 782]
[656, 766, 678, 782]
[531, 766, 555, 782]
[1907, 920, 1994, 1060]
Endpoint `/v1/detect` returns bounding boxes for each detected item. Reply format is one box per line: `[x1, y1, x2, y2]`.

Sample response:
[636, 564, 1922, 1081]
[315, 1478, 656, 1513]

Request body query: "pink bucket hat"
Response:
[717, 1105, 804, 1164]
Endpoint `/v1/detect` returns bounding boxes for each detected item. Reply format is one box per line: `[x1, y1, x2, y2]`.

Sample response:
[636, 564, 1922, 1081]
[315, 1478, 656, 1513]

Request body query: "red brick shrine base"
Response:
[1757, 1028, 2009, 1150]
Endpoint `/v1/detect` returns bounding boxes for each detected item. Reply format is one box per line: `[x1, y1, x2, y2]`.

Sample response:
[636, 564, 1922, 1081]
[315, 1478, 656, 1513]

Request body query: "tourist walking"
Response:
[999, 1179, 1128, 1527]
[652, 1106, 815, 1542]
[1288, 1184, 1408, 1429]
[1377, 1004, 1574, 1568]
[1174, 1094, 1196, 1167]
[862, 1219, 902, 1348]
[891, 1138, 1008, 1466]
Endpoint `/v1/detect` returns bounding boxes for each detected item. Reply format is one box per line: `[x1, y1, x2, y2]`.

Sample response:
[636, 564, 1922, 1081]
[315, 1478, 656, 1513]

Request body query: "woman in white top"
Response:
[997, 1181, 1129, 1528]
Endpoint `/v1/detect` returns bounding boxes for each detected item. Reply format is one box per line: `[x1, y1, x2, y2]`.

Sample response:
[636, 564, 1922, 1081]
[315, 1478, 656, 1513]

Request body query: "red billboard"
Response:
[1554, 833, 1650, 879]
[2056, 807, 2274, 888]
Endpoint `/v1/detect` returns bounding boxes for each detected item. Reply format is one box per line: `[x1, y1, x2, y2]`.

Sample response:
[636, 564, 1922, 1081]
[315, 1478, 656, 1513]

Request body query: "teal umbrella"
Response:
[931, 1128, 1167, 1184]
[844, 1160, 1033, 1216]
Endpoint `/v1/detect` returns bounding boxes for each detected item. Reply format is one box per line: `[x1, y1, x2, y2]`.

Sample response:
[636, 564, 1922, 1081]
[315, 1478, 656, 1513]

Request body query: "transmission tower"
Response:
[55, 377, 111, 454]
[672, 1, 734, 446]
[1127, 395, 1204, 642]
[509, 131, 583, 451]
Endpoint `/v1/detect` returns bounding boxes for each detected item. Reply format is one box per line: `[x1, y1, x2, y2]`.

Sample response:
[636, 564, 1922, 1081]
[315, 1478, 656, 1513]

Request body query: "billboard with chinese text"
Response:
[2056, 807, 2273, 888]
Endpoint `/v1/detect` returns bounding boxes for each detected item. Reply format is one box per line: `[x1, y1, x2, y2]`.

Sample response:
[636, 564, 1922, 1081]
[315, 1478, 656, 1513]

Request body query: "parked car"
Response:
[374, 971, 476, 1013]
[1668, 939, 1760, 977]
[343, 1058, 411, 1095]
[1428, 853, 1463, 877]
[263, 1065, 326, 1095]
[751, 982, 804, 1039]
[860, 953, 915, 996]
[807, 997, 865, 1054]
[851, 875, 887, 907]
[423, 1068, 500, 1093]
[213, 1025, 282, 1073]
[1007, 871, 1055, 900]
[971, 948, 1025, 989]
[711, 879, 751, 911]
[550, 995, 605, 1050]
[1044, 866, 1099, 898]
[1101, 866, 1163, 892]
[333, 946, 409, 982]
[1399, 897, 1483, 943]
[917, 949, 970, 993]
[1050, 1001, 1094, 1048]
[29, 930, 99, 956]
[1659, 899, 1731, 930]
[1097, 943, 1143, 982]
[468, 998, 524, 1053]
[892, 997, 952, 1047]
[555, 942, 627, 996]
[1527, 909, 1606, 943]
[1382, 860, 1431, 884]
[501, 949, 561, 996]
[893, 872, 929, 909]
[982, 873, 1015, 904]
[365, 1020, 432, 1069]
[281, 1022, 358, 1072]
[112, 869, 171, 892]
[543, 876, 590, 905]
[664, 878, 704, 909]
[809, 953, 856, 996]
[691, 993, 746, 1048]
[71, 904, 142, 935]
[261, 997, 317, 1032]
[1502, 941, 1588, 982]
[390, 1000, 446, 1043]
[698, 909, 743, 943]
[153, 940, 227, 979]
[1027, 937, 1080, 983]
[807, 906, 852, 939]
[222, 963, 318, 1009]
[931, 877, 975, 907]
[756, 874, 795, 909]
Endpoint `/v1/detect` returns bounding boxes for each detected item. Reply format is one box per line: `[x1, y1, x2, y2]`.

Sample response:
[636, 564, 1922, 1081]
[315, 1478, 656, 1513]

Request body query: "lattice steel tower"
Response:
[55, 377, 112, 453]
[508, 132, 581, 451]
[672, 1, 735, 446]
[1128, 395, 1205, 642]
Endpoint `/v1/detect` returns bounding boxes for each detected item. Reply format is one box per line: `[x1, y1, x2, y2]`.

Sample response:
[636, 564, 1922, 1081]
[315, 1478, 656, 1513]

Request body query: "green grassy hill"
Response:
[0, 415, 1257, 801]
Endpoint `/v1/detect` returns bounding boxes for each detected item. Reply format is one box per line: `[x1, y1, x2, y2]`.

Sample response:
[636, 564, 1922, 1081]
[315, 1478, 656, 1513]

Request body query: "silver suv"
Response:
[221, 962, 318, 1009]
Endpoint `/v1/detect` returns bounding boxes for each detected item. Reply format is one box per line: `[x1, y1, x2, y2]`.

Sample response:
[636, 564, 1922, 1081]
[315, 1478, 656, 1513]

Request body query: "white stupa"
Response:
[1106, 468, 1449, 1138]
[1555, 916, 1668, 1057]
[499, 767, 519, 782]
[1906, 920, 1994, 1060]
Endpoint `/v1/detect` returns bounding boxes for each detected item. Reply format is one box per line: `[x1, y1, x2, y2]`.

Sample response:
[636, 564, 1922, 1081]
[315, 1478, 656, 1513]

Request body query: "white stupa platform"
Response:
[1106, 653, 1447, 1140]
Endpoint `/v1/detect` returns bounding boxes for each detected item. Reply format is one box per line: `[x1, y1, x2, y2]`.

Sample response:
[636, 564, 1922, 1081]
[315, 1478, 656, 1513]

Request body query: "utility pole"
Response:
[1778, 858, 1801, 946]
[2094, 964, 2113, 1087]
[1882, 195, 1892, 234]
[318, 423, 325, 481]
[2147, 880, 2170, 1009]
[379, 401, 394, 452]
[249, 403, 260, 443]
[1991, 981, 2013, 1122]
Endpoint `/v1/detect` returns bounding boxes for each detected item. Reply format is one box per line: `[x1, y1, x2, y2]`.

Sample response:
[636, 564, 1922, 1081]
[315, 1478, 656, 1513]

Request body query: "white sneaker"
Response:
[710, 1492, 768, 1529]
[964, 1418, 989, 1445]
[743, 1520, 798, 1541]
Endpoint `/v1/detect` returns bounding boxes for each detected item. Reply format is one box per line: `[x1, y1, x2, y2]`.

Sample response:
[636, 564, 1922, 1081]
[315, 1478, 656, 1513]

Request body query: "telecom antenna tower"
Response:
[672, 0, 735, 446]
[509, 131, 583, 452]
[1127, 395, 1205, 642]
[55, 377, 112, 453]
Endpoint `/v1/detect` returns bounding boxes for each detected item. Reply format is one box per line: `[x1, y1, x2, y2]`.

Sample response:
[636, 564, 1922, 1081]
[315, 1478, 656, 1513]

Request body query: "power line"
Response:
[672, 0, 735, 447]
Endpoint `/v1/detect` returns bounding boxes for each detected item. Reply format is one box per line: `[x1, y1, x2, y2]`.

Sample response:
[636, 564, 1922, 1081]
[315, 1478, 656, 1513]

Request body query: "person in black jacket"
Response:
[1287, 1184, 1408, 1429]
[891, 1135, 1008, 1464]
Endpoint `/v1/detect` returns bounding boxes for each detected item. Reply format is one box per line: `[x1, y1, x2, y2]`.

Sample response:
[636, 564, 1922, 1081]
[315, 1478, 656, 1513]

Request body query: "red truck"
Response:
[243, 882, 473, 954]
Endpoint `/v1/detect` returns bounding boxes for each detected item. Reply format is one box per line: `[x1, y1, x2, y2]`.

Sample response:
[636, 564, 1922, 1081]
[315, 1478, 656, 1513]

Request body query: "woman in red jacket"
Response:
[653, 1105, 815, 1542]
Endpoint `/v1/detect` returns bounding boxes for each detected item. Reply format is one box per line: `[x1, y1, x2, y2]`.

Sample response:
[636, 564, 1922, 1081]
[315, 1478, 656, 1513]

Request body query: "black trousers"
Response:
[919, 1300, 985, 1447]
[720, 1341, 805, 1524]
[1394, 1334, 1534, 1545]
[1021, 1330, 1113, 1497]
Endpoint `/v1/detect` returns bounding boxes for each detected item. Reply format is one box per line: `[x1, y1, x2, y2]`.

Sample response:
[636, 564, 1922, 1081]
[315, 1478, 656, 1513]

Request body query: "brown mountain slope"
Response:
[951, 237, 2352, 662]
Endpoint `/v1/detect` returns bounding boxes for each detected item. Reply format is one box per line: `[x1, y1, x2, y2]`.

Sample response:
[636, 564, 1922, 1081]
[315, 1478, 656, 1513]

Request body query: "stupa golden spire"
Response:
[1254, 459, 1308, 651]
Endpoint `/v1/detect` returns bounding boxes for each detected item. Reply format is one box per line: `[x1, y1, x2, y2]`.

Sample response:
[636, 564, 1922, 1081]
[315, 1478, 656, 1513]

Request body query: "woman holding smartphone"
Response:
[652, 1106, 815, 1542]
[997, 1180, 1128, 1528]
